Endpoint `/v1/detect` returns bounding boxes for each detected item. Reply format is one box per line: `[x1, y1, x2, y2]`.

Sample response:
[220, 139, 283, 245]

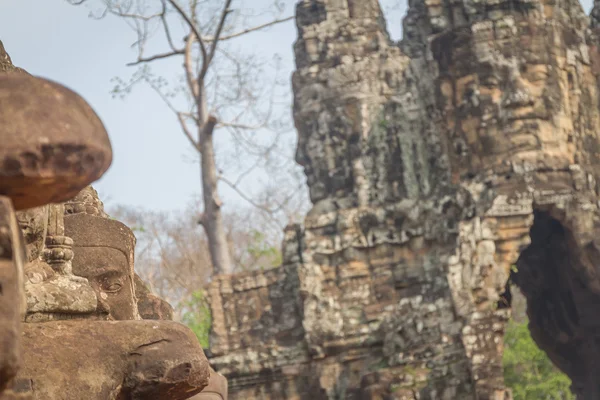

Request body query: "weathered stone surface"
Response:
[0, 196, 25, 393]
[0, 41, 212, 400]
[62, 186, 227, 399]
[0, 42, 107, 397]
[1, 320, 210, 400]
[188, 369, 229, 400]
[65, 212, 140, 320]
[207, 0, 600, 398]
[0, 73, 112, 210]
[63, 185, 109, 218]
[135, 273, 175, 320]
[0, 41, 27, 75]
[18, 203, 98, 322]
[65, 186, 176, 321]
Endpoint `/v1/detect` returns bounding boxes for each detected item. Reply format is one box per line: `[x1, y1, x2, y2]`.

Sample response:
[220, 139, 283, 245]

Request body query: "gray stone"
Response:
[207, 0, 600, 398]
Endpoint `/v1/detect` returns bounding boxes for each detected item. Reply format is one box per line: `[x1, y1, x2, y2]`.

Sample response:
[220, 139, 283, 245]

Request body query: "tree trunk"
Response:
[199, 116, 233, 275]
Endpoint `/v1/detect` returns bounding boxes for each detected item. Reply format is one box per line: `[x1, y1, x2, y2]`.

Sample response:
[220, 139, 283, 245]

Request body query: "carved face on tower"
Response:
[64, 214, 139, 320]
[431, 1, 600, 179]
[295, 105, 358, 205]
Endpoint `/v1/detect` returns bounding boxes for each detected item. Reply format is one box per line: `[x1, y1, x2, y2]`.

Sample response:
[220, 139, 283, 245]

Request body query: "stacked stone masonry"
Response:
[208, 0, 600, 399]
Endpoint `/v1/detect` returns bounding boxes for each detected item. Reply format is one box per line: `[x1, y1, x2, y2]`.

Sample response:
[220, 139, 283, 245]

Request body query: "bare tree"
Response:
[110, 203, 211, 318]
[68, 0, 303, 275]
[110, 201, 284, 318]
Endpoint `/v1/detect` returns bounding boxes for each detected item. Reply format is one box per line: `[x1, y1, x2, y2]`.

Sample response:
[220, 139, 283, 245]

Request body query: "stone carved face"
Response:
[295, 103, 364, 206]
[71, 247, 137, 320]
[433, 12, 597, 177]
[65, 213, 139, 321]
[296, 111, 347, 203]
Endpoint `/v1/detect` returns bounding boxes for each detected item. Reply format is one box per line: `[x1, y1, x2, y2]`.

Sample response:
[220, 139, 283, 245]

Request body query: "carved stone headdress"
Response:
[63, 186, 135, 268]
[64, 186, 109, 219]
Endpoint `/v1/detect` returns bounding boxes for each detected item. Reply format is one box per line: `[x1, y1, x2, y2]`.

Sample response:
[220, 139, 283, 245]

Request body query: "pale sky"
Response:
[0, 0, 593, 212]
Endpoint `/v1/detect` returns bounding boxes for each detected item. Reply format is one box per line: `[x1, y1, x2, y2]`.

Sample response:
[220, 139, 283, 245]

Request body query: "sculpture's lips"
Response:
[503, 106, 544, 122]
[506, 114, 541, 122]
[502, 110, 546, 136]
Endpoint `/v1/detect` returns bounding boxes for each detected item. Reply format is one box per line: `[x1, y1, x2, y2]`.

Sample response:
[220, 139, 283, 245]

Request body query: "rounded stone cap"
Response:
[0, 74, 112, 210]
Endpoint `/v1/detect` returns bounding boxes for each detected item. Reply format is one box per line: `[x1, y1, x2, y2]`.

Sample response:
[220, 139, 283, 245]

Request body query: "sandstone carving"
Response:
[5, 320, 209, 400]
[65, 209, 140, 320]
[206, 0, 600, 399]
[9, 0, 600, 395]
[0, 42, 214, 400]
[0, 197, 25, 394]
[20, 203, 98, 323]
[5, 181, 212, 400]
[135, 273, 175, 320]
[0, 40, 27, 75]
[62, 187, 228, 399]
[0, 40, 113, 395]
[0, 71, 112, 210]
[189, 369, 229, 400]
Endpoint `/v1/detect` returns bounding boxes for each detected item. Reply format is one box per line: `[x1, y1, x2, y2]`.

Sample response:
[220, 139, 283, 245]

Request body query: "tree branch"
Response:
[109, 8, 163, 22]
[213, 16, 294, 42]
[177, 112, 202, 153]
[184, 34, 200, 100]
[160, 0, 179, 52]
[127, 49, 184, 66]
[218, 175, 281, 217]
[167, 0, 207, 65]
[141, 74, 180, 116]
[218, 120, 268, 130]
[204, 0, 233, 76]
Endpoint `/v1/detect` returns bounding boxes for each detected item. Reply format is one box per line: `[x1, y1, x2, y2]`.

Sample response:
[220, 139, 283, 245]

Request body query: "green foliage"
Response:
[245, 229, 282, 270]
[503, 320, 574, 400]
[367, 358, 389, 371]
[181, 290, 212, 348]
[378, 117, 389, 130]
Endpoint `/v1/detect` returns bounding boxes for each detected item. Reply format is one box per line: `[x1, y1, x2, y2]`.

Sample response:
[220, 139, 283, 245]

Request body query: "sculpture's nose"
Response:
[97, 294, 111, 316]
[502, 64, 534, 109]
[503, 88, 533, 109]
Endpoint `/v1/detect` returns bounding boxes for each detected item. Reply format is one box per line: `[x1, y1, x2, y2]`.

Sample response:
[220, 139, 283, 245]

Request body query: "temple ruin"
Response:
[206, 0, 600, 399]
[4, 0, 600, 398]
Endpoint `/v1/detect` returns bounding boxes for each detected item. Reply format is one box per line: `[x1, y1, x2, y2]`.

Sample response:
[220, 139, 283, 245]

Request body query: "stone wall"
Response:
[208, 0, 600, 398]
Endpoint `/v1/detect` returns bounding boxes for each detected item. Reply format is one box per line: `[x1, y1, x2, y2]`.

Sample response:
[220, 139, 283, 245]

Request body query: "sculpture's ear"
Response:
[0, 195, 26, 391]
[134, 273, 175, 321]
[589, 41, 600, 78]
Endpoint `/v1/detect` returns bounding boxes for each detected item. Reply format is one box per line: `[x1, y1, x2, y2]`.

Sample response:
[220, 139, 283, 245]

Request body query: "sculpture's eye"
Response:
[481, 77, 498, 88]
[528, 71, 548, 83]
[104, 282, 122, 293]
